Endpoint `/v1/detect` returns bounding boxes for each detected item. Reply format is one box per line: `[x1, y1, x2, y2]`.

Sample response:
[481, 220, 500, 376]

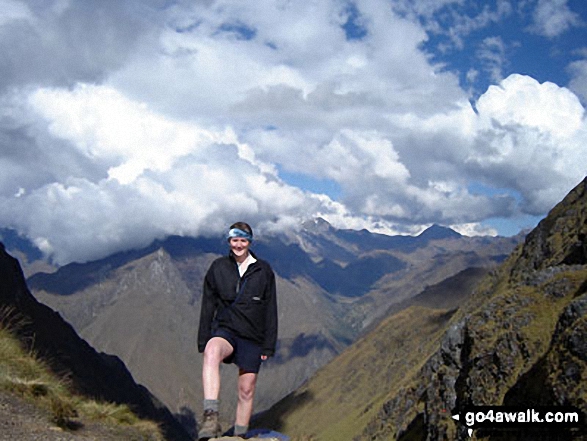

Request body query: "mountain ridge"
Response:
[258, 176, 587, 440]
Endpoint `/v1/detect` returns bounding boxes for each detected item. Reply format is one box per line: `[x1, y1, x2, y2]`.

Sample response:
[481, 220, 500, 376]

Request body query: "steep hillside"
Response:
[260, 177, 587, 440]
[0, 245, 191, 441]
[0, 327, 164, 440]
[255, 305, 457, 440]
[253, 267, 489, 439]
[365, 266, 489, 334]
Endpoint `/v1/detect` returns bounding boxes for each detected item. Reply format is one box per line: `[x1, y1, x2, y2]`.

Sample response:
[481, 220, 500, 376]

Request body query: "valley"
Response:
[20, 221, 518, 431]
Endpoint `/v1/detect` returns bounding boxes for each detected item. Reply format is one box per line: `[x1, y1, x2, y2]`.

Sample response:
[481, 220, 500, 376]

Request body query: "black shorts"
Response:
[212, 327, 264, 374]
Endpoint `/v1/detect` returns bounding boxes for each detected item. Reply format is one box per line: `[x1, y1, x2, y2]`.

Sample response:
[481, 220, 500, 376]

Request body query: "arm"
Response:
[197, 266, 218, 352]
[262, 268, 278, 357]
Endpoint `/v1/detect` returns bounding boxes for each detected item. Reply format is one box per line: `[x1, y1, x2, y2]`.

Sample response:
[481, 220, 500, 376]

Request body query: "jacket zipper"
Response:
[234, 263, 250, 302]
[233, 261, 259, 303]
[235, 278, 247, 303]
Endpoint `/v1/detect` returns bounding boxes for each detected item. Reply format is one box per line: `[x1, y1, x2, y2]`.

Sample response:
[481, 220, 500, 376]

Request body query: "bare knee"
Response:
[238, 384, 255, 402]
[238, 375, 257, 402]
[203, 338, 232, 365]
[203, 346, 220, 364]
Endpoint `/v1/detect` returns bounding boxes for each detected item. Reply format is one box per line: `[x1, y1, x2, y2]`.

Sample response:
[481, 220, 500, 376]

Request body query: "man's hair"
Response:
[230, 221, 253, 237]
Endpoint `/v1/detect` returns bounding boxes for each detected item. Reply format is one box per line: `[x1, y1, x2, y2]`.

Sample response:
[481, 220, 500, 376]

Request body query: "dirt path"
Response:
[0, 391, 79, 441]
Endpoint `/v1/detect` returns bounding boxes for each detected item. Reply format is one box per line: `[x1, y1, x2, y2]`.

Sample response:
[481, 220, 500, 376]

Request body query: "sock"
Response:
[234, 424, 248, 436]
[203, 399, 219, 413]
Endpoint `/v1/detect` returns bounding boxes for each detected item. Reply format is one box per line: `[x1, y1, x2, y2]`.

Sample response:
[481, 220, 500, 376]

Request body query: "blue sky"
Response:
[423, 0, 587, 96]
[0, 0, 586, 264]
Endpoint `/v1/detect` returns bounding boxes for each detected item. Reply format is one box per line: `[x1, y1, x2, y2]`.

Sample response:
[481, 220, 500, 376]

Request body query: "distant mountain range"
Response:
[257, 177, 587, 440]
[1, 219, 520, 433]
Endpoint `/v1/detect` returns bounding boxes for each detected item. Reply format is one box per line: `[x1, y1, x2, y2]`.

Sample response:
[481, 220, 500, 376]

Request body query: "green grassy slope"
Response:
[0, 310, 164, 440]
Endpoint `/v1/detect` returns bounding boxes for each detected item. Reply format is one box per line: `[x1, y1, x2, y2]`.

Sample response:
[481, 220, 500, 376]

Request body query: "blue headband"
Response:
[227, 228, 253, 242]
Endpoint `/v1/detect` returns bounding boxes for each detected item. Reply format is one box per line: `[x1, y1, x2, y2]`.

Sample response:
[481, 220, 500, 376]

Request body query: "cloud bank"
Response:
[0, 0, 586, 264]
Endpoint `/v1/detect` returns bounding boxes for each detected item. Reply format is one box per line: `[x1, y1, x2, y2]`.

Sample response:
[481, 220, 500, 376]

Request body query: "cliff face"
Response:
[365, 177, 587, 440]
[0, 245, 191, 441]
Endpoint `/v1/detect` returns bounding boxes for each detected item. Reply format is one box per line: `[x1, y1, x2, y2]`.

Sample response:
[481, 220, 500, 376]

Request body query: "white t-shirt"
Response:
[238, 253, 257, 277]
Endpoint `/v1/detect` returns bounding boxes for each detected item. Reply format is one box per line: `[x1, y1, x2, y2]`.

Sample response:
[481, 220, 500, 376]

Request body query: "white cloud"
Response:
[451, 222, 499, 237]
[0, 89, 105, 200]
[112, 0, 463, 123]
[1, 0, 586, 264]
[0, 84, 343, 264]
[530, 0, 581, 37]
[568, 59, 587, 104]
[0, 0, 33, 26]
[469, 74, 587, 213]
[0, 0, 150, 92]
[28, 84, 245, 184]
[476, 74, 585, 135]
[476, 36, 508, 83]
[404, 0, 512, 51]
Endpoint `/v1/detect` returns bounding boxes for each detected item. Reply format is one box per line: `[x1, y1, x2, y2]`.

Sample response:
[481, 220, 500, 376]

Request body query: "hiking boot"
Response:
[198, 409, 222, 440]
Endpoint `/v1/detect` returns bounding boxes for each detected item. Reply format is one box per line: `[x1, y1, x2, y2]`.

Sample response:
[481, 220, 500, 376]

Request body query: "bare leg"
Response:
[202, 337, 234, 400]
[235, 370, 258, 427]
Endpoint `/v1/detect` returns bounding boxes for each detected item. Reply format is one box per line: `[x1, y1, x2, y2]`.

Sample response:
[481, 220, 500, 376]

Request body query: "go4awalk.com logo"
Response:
[451, 406, 585, 437]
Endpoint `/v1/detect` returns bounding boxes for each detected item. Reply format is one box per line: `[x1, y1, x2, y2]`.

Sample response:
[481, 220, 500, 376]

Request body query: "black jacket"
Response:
[197, 252, 278, 357]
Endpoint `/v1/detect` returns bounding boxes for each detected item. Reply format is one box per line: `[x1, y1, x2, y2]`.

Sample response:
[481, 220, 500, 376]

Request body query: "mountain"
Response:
[24, 222, 519, 431]
[371, 266, 490, 328]
[417, 223, 462, 241]
[0, 244, 191, 441]
[257, 177, 587, 440]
